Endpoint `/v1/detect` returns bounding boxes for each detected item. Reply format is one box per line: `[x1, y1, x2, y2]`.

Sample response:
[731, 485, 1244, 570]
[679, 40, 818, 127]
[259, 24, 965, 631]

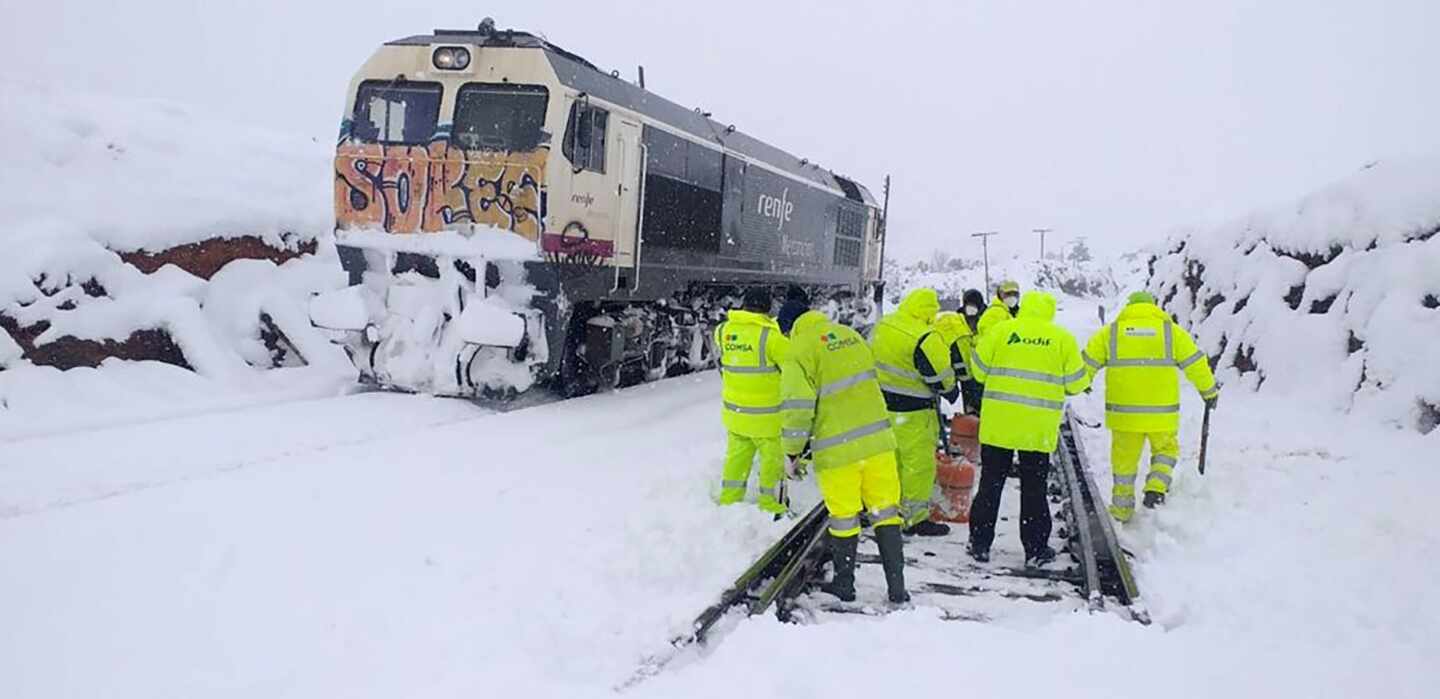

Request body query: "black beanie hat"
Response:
[742, 286, 773, 311]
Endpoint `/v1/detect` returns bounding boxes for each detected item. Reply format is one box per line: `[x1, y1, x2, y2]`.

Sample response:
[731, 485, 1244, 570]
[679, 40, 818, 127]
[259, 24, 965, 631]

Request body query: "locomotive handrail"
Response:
[632, 142, 648, 292]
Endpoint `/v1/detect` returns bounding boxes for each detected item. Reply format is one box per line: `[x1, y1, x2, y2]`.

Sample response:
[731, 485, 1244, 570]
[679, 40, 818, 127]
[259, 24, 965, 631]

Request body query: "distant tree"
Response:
[1066, 237, 1093, 265]
[930, 248, 952, 271]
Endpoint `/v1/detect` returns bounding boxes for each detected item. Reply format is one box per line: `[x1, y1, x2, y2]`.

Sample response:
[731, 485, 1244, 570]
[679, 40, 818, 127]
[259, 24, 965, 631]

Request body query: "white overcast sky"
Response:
[5, 0, 1437, 262]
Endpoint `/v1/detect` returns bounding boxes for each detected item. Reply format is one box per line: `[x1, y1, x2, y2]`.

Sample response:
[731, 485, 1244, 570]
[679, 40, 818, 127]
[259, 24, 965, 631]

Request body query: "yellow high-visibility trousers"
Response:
[815, 451, 905, 537]
[1109, 430, 1180, 521]
[889, 410, 940, 527]
[719, 432, 786, 514]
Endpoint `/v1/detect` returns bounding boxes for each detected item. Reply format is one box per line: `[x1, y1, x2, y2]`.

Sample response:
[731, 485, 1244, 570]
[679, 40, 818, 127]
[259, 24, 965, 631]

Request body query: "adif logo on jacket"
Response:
[821, 332, 859, 351]
[1007, 332, 1052, 347]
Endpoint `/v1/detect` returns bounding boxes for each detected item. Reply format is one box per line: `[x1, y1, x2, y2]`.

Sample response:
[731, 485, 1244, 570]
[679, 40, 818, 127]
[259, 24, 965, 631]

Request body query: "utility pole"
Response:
[971, 231, 999, 293]
[1033, 227, 1053, 261]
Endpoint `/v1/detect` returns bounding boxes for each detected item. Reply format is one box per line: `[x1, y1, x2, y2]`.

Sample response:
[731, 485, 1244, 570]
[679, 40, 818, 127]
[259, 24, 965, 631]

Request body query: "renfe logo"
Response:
[757, 188, 794, 231]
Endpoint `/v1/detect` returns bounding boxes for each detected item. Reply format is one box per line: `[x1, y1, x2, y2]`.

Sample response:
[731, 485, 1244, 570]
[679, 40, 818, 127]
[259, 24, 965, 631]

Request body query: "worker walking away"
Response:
[781, 309, 908, 604]
[977, 280, 1022, 338]
[1082, 291, 1219, 521]
[937, 310, 981, 415]
[968, 291, 1090, 567]
[870, 288, 959, 536]
[715, 287, 791, 515]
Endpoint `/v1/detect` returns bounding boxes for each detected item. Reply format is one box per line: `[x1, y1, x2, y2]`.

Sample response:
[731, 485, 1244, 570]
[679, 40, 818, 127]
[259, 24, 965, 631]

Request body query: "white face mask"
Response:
[1003, 294, 1020, 309]
[964, 304, 979, 315]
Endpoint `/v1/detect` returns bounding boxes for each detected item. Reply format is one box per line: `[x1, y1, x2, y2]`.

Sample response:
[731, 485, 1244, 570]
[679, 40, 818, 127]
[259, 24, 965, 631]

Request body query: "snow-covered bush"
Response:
[885, 255, 1119, 308]
[1149, 157, 1440, 433]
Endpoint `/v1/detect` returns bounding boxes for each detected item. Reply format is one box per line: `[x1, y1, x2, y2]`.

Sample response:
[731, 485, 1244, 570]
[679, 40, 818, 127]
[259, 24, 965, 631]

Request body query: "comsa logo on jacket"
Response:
[724, 333, 755, 353]
[821, 332, 860, 351]
[1007, 332, 1053, 347]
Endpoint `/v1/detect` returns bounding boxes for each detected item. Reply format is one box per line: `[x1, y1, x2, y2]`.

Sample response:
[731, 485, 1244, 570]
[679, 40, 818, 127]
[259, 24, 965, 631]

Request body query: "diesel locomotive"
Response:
[310, 20, 888, 397]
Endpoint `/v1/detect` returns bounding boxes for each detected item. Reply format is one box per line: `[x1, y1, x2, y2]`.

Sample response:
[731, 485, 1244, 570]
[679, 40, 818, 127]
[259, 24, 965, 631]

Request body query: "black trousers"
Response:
[959, 379, 984, 415]
[968, 445, 1052, 557]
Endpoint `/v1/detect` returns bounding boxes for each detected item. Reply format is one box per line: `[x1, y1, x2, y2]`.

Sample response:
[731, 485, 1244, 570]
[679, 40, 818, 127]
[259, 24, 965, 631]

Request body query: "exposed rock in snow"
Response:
[1148, 156, 1440, 433]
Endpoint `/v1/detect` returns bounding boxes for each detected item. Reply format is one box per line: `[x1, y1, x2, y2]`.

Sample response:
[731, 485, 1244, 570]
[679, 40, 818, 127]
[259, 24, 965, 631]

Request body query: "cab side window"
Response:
[564, 101, 609, 173]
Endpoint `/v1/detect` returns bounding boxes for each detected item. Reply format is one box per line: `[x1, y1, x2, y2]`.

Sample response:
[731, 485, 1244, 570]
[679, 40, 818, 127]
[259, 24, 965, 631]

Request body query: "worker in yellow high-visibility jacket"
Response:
[969, 291, 1090, 568]
[715, 287, 790, 515]
[934, 311, 979, 414]
[1083, 291, 1219, 521]
[869, 288, 958, 536]
[781, 309, 909, 604]
[977, 280, 1021, 339]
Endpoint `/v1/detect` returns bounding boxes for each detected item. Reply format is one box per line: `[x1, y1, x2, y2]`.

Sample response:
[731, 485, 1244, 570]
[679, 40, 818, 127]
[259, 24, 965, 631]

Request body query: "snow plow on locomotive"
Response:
[309, 21, 887, 398]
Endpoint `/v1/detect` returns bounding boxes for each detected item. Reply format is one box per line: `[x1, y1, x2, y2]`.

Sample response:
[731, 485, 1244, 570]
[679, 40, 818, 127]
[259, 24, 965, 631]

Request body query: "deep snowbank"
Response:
[1149, 156, 1440, 432]
[0, 81, 351, 405]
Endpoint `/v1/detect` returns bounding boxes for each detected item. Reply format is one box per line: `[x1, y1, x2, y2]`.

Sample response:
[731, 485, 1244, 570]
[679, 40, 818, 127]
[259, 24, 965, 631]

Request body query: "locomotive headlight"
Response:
[432, 47, 471, 71]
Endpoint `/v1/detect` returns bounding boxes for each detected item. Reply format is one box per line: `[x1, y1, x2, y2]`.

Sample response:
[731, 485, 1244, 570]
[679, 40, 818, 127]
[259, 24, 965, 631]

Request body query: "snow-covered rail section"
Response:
[625, 410, 1144, 688]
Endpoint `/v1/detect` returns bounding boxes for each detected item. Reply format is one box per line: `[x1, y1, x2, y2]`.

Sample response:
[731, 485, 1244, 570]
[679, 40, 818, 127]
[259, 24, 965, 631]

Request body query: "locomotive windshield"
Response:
[453, 84, 549, 152]
[350, 80, 442, 145]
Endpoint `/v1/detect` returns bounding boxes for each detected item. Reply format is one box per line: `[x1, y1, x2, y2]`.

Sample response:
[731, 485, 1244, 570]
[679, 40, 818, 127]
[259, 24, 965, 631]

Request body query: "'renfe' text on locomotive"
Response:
[308, 20, 888, 398]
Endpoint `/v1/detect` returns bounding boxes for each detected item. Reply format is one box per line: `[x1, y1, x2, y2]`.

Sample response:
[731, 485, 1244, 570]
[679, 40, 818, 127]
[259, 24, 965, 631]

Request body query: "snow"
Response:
[0, 82, 351, 404]
[308, 283, 371, 331]
[0, 328, 21, 368]
[336, 227, 540, 262]
[0, 62, 1435, 699]
[456, 300, 526, 347]
[2, 287, 1434, 697]
[0, 78, 330, 254]
[1149, 156, 1440, 432]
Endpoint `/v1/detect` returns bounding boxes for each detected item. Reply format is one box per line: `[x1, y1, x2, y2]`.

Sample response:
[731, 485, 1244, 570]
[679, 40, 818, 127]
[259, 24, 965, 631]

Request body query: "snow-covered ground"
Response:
[4, 286, 1435, 698]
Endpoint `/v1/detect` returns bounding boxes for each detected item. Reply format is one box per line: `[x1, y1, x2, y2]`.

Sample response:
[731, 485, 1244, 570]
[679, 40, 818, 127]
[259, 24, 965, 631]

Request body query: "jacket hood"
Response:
[726, 309, 779, 328]
[1017, 291, 1056, 321]
[899, 288, 941, 324]
[790, 310, 829, 337]
[1118, 302, 1169, 322]
[934, 311, 972, 344]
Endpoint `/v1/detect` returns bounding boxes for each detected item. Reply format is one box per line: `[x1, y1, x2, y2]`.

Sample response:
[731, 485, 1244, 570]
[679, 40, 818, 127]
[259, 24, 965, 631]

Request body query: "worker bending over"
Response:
[782, 309, 908, 604]
[715, 287, 790, 515]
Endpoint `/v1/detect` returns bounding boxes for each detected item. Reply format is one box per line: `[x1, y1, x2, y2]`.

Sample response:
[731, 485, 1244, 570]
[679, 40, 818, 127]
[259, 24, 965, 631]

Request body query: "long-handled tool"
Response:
[1198, 402, 1213, 475]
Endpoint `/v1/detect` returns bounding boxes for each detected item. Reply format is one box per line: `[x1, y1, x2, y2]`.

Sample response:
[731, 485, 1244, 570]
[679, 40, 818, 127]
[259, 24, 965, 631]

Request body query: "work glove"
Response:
[1205, 394, 1219, 411]
[785, 455, 808, 480]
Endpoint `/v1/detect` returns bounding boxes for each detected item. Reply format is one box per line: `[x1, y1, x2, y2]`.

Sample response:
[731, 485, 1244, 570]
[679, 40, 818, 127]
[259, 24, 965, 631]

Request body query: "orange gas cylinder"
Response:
[931, 450, 977, 523]
[949, 414, 981, 464]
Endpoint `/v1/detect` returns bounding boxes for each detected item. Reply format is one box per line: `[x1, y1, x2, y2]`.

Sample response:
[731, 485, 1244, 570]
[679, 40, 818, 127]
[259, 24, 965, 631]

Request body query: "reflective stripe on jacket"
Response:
[781, 311, 898, 469]
[972, 291, 1089, 453]
[1082, 302, 1218, 432]
[869, 288, 956, 412]
[715, 309, 790, 437]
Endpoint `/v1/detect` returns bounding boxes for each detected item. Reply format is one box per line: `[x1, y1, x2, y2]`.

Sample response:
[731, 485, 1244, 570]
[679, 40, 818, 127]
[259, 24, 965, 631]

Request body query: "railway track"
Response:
[622, 408, 1147, 690]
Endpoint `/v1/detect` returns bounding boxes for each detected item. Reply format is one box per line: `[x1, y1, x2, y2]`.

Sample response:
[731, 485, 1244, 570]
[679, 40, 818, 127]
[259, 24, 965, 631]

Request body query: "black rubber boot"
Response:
[1025, 545, 1057, 570]
[875, 524, 910, 604]
[903, 520, 951, 537]
[966, 542, 990, 563]
[1143, 491, 1166, 509]
[820, 534, 858, 602]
